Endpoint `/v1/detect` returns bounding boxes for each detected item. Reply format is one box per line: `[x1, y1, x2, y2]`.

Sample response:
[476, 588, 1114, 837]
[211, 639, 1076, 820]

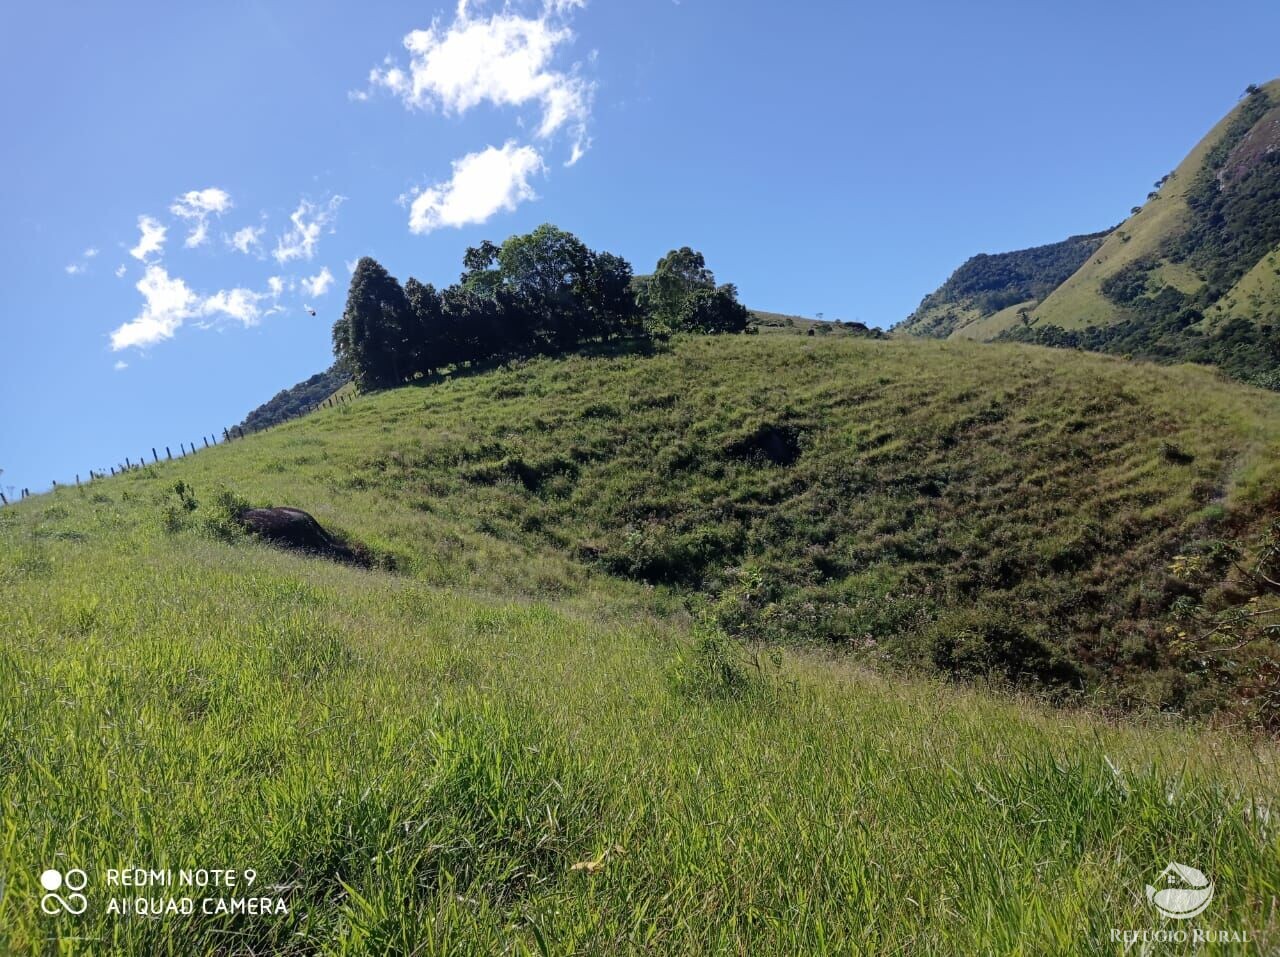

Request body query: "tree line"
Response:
[332, 224, 751, 390]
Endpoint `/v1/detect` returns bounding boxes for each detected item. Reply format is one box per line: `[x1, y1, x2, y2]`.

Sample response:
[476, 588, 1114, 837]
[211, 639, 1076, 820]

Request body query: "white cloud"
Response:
[200, 287, 267, 326]
[111, 265, 198, 350]
[267, 275, 285, 297]
[129, 216, 167, 262]
[409, 141, 544, 234]
[170, 188, 233, 248]
[114, 360, 128, 371]
[66, 246, 102, 275]
[115, 264, 127, 279]
[367, 0, 593, 163]
[273, 195, 344, 265]
[228, 224, 264, 255]
[301, 266, 335, 297]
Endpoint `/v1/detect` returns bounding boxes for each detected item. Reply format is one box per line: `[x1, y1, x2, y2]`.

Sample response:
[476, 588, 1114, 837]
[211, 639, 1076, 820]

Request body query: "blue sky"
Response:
[2, 0, 1279, 496]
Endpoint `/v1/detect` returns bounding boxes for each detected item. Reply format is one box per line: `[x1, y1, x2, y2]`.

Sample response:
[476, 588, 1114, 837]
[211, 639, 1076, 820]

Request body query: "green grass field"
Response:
[3, 335, 1279, 954]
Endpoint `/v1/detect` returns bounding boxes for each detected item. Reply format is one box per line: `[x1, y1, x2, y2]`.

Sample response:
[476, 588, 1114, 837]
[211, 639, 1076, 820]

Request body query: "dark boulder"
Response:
[236, 507, 370, 566]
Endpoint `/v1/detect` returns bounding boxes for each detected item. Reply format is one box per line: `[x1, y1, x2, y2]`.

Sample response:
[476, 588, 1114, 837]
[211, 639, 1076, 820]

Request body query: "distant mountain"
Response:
[238, 366, 349, 434]
[899, 79, 1280, 389]
[895, 230, 1111, 339]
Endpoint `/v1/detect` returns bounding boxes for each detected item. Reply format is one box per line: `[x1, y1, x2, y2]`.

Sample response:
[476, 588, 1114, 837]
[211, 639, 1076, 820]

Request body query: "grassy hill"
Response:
[3, 335, 1279, 953]
[900, 80, 1280, 387]
[749, 310, 879, 337]
[235, 312, 869, 439]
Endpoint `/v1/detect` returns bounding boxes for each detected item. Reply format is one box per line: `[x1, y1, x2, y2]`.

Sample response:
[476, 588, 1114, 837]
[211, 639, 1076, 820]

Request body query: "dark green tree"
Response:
[342, 257, 409, 390]
[497, 224, 594, 349]
[584, 251, 643, 339]
[642, 247, 715, 329]
[460, 240, 503, 298]
[674, 286, 751, 334]
[403, 277, 446, 376]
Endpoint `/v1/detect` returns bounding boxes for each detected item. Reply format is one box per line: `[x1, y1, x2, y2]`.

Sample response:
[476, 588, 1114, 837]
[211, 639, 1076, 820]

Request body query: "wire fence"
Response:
[1, 391, 353, 508]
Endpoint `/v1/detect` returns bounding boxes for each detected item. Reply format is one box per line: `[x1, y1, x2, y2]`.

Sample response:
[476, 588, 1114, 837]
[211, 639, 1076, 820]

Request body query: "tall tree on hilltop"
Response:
[641, 247, 747, 334]
[341, 257, 409, 390]
[642, 247, 716, 330]
[584, 251, 642, 339]
[498, 224, 594, 349]
[460, 240, 503, 298]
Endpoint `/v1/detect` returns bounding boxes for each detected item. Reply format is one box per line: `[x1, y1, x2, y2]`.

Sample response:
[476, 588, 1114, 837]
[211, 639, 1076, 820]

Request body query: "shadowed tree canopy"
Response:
[335, 227, 743, 391]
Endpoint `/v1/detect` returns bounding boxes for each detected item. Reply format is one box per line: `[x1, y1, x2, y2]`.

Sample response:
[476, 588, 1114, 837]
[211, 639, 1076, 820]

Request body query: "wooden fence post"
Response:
[152, 448, 159, 463]
[166, 446, 172, 460]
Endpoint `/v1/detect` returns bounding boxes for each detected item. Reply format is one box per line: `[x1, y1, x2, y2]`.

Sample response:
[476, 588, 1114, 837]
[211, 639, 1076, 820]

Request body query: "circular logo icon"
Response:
[39, 868, 88, 916]
[1145, 862, 1214, 920]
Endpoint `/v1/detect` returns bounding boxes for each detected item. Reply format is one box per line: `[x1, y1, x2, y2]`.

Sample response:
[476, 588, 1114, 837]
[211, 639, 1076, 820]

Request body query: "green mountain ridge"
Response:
[898, 79, 1280, 388]
[894, 229, 1111, 339]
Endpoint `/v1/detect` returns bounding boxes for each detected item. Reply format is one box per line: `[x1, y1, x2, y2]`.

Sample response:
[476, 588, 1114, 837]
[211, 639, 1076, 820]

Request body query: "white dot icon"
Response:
[40, 869, 63, 891]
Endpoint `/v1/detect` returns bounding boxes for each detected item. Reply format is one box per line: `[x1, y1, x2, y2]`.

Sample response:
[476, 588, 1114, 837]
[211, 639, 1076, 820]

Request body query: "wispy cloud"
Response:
[227, 224, 264, 256]
[170, 188, 233, 248]
[200, 287, 269, 327]
[273, 195, 344, 265]
[129, 216, 167, 262]
[111, 266, 285, 350]
[65, 246, 102, 275]
[301, 266, 335, 297]
[115, 264, 127, 279]
[366, 1, 594, 164]
[407, 141, 544, 234]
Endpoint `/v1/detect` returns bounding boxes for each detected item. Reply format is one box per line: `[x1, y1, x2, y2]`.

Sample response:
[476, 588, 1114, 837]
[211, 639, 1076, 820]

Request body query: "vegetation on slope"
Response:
[904, 80, 1280, 389]
[750, 309, 882, 337]
[238, 366, 350, 434]
[896, 230, 1110, 338]
[43, 336, 1280, 720]
[333, 226, 749, 392]
[3, 336, 1279, 953]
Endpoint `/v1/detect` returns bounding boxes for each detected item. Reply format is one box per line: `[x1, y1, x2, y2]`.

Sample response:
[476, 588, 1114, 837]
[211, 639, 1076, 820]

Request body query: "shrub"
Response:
[669, 619, 779, 702]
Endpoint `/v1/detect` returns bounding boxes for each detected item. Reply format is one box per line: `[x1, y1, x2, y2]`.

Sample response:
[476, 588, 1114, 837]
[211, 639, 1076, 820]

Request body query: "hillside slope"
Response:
[14, 336, 1280, 711]
[3, 336, 1280, 953]
[895, 230, 1109, 339]
[238, 365, 351, 434]
[1033, 79, 1280, 333]
[902, 80, 1280, 386]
